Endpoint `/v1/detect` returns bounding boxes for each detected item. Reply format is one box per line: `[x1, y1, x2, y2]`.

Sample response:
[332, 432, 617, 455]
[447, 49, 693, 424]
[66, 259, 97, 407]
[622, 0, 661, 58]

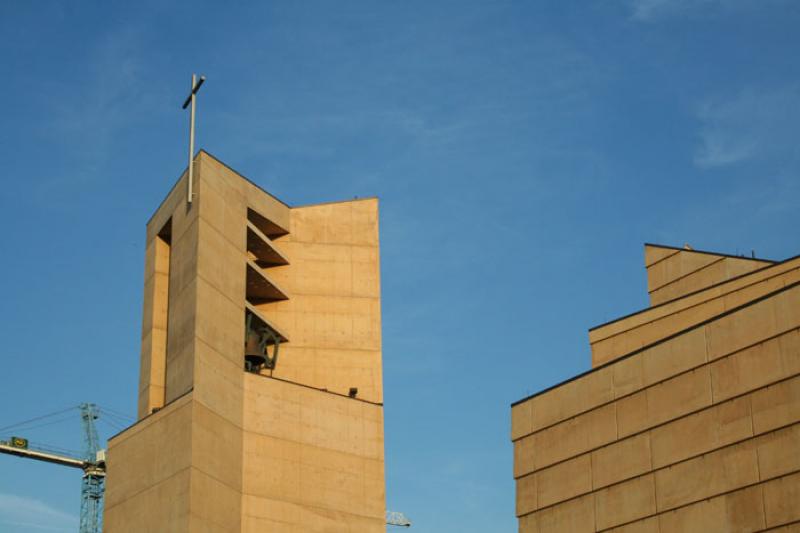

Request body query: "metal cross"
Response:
[182, 74, 206, 204]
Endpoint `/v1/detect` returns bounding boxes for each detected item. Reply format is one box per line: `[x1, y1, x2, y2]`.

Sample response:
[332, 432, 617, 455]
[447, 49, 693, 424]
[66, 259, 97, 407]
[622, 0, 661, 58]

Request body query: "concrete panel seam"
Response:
[648, 256, 726, 294]
[242, 431, 384, 461]
[517, 279, 800, 409]
[240, 495, 385, 522]
[758, 519, 800, 532]
[647, 259, 780, 308]
[589, 259, 800, 339]
[188, 511, 239, 533]
[518, 470, 800, 533]
[515, 327, 798, 443]
[709, 362, 716, 404]
[516, 422, 799, 517]
[512, 325, 800, 440]
[103, 464, 192, 514]
[195, 271, 246, 313]
[760, 472, 770, 531]
[594, 264, 800, 347]
[592, 470, 800, 532]
[198, 216, 247, 263]
[190, 464, 241, 496]
[241, 430, 385, 462]
[109, 389, 194, 442]
[514, 379, 800, 479]
[592, 274, 800, 366]
[644, 248, 682, 269]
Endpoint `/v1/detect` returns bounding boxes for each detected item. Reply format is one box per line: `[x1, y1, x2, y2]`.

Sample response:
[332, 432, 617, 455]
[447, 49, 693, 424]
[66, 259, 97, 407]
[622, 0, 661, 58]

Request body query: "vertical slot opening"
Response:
[150, 218, 172, 412]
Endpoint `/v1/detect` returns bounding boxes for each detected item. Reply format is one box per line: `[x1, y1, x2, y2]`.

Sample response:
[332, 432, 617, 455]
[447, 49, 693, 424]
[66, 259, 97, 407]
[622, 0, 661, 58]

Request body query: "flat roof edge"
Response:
[588, 253, 800, 333]
[292, 196, 379, 209]
[512, 278, 800, 407]
[145, 166, 187, 226]
[146, 148, 292, 227]
[107, 388, 194, 442]
[252, 373, 383, 405]
[144, 150, 378, 227]
[644, 242, 778, 264]
[198, 149, 291, 208]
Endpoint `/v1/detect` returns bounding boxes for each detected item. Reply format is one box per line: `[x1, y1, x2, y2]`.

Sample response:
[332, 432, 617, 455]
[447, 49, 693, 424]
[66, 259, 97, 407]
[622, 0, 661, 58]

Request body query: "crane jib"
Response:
[0, 403, 109, 533]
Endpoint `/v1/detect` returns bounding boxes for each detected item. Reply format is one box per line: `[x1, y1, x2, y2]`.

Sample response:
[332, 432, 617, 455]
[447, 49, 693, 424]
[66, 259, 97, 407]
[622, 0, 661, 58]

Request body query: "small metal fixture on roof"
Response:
[683, 243, 693, 250]
[386, 510, 412, 527]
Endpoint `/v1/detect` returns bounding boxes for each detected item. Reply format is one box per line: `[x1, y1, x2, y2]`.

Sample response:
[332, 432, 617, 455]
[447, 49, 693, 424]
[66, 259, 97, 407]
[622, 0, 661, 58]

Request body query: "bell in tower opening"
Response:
[244, 310, 280, 373]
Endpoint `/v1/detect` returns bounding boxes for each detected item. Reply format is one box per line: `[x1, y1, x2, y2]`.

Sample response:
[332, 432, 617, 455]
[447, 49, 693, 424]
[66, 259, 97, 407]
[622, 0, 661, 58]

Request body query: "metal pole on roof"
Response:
[182, 74, 206, 204]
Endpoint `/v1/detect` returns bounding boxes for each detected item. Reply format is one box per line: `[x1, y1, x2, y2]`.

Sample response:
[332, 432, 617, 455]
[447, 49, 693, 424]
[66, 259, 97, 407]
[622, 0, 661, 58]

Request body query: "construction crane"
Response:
[0, 403, 110, 533]
[79, 403, 105, 533]
[386, 510, 412, 527]
[3, 405, 407, 532]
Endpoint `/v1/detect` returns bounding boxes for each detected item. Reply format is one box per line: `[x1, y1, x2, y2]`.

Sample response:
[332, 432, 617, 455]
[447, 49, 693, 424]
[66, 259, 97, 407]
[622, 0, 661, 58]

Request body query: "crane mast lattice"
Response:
[79, 403, 105, 533]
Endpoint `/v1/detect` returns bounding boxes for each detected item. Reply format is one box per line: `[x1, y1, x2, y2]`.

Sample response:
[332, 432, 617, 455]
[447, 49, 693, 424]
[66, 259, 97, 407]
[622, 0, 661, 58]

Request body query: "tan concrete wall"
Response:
[589, 256, 800, 367]
[111, 151, 385, 533]
[650, 255, 770, 305]
[258, 198, 383, 403]
[105, 394, 193, 533]
[644, 244, 772, 306]
[138, 233, 170, 418]
[105, 393, 248, 533]
[590, 255, 800, 345]
[240, 374, 385, 532]
[138, 167, 195, 418]
[513, 246, 800, 532]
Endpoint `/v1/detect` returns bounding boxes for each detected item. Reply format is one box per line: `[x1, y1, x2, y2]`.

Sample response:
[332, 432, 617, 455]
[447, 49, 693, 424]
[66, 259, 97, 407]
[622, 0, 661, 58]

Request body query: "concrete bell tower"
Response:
[104, 151, 385, 532]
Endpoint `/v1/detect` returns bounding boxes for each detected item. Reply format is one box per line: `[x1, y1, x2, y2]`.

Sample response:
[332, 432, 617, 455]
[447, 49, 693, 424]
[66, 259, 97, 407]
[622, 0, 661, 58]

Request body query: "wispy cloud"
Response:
[215, 107, 476, 161]
[0, 493, 76, 532]
[43, 26, 164, 174]
[629, 0, 713, 21]
[694, 84, 800, 168]
[212, 17, 602, 169]
[627, 0, 787, 21]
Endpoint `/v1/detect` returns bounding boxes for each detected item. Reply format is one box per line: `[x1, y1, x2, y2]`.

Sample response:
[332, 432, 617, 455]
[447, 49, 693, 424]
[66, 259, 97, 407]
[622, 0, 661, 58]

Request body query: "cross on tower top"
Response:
[183, 74, 206, 204]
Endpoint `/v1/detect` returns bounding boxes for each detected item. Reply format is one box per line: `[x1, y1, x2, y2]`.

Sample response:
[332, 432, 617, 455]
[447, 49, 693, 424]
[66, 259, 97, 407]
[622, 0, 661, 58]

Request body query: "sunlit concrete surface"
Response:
[104, 151, 385, 532]
[512, 243, 800, 532]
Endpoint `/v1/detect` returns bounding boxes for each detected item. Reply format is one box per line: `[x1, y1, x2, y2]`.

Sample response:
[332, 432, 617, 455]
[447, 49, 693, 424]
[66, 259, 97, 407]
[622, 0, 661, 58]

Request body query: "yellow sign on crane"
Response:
[10, 436, 28, 449]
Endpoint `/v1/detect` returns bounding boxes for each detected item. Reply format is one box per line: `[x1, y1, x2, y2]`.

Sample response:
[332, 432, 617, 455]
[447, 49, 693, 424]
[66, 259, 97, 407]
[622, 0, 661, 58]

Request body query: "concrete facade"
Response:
[105, 151, 385, 532]
[512, 243, 800, 532]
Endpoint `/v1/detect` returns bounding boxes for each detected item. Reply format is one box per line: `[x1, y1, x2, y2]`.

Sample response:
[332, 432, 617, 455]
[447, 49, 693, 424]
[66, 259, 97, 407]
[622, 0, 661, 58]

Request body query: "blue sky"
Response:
[1, 1, 799, 531]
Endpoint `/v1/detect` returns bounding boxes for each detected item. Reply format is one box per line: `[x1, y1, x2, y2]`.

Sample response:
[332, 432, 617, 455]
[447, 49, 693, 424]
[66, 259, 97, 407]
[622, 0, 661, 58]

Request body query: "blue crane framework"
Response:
[0, 403, 109, 533]
[79, 403, 105, 533]
[1, 404, 411, 531]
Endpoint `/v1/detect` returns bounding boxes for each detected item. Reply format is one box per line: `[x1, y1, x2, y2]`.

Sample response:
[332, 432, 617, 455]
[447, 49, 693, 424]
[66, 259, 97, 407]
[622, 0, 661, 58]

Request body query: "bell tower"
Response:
[104, 151, 385, 532]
